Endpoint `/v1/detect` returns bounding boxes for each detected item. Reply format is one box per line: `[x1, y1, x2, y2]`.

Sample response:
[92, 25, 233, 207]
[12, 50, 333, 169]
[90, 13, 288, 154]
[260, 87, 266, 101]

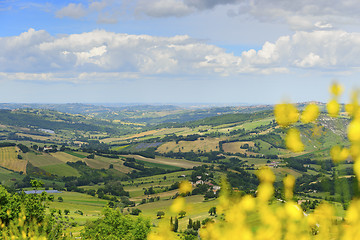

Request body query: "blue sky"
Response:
[1, 0, 360, 104]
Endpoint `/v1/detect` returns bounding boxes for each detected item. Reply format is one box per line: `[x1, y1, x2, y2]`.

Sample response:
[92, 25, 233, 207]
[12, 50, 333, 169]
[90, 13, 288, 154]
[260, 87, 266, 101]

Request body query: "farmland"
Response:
[0, 146, 27, 173]
[124, 154, 203, 169]
[0, 103, 354, 239]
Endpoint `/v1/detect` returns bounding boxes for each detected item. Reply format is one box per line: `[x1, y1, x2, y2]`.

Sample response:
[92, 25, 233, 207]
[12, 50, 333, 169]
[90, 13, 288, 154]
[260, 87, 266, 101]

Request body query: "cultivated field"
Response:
[50, 152, 83, 163]
[27, 152, 81, 177]
[124, 155, 203, 169]
[157, 138, 220, 153]
[27, 152, 63, 166]
[0, 147, 27, 173]
[222, 141, 255, 154]
[40, 164, 80, 177]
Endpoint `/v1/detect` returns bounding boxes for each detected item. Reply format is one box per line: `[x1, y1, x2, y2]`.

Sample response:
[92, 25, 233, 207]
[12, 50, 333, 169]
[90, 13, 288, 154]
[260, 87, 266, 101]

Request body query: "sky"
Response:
[1, 0, 360, 104]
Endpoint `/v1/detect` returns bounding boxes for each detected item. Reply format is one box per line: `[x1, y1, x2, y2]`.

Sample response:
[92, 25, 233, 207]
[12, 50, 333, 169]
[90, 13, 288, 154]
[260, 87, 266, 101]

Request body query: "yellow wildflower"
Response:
[300, 103, 319, 124]
[274, 103, 299, 127]
[350, 143, 360, 160]
[179, 181, 192, 194]
[354, 159, 360, 181]
[330, 145, 349, 163]
[283, 175, 295, 200]
[327, 99, 340, 117]
[285, 201, 302, 220]
[170, 196, 185, 213]
[285, 128, 304, 152]
[241, 195, 255, 211]
[257, 167, 276, 183]
[348, 119, 360, 143]
[329, 82, 343, 96]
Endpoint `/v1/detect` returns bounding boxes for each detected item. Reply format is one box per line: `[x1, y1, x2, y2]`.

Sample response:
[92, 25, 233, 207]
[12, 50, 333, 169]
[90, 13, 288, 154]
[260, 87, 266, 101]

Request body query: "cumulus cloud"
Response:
[55, 0, 118, 22]
[55, 3, 87, 19]
[2, 29, 360, 82]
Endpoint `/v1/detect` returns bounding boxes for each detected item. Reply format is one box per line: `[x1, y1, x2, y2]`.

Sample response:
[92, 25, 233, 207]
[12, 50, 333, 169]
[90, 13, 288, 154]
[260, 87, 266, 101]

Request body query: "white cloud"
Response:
[131, 0, 360, 30]
[2, 29, 360, 82]
[55, 3, 87, 19]
[135, 0, 194, 17]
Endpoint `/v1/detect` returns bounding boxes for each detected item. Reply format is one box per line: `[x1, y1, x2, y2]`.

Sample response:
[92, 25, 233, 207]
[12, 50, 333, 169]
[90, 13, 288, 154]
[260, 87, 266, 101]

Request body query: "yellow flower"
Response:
[285, 128, 304, 152]
[147, 221, 175, 240]
[327, 99, 340, 117]
[350, 143, 360, 160]
[354, 159, 360, 181]
[257, 167, 276, 183]
[329, 82, 343, 96]
[170, 196, 185, 213]
[179, 181, 192, 194]
[283, 175, 295, 200]
[330, 145, 349, 163]
[285, 202, 302, 220]
[274, 103, 299, 127]
[301, 103, 319, 124]
[345, 103, 356, 116]
[257, 183, 274, 202]
[348, 119, 360, 143]
[241, 195, 255, 211]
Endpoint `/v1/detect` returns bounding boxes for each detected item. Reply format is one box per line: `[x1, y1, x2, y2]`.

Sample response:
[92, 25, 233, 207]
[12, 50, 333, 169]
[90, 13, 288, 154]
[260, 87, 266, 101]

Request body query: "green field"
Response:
[0, 146, 27, 173]
[65, 151, 87, 159]
[40, 163, 80, 177]
[0, 166, 24, 185]
[125, 155, 203, 169]
[135, 159, 182, 171]
[48, 191, 108, 225]
[130, 195, 218, 230]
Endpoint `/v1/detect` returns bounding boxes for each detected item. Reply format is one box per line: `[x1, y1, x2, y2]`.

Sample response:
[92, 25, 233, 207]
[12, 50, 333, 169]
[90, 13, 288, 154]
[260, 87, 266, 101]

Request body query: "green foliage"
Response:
[208, 207, 216, 216]
[157, 211, 165, 219]
[81, 207, 151, 240]
[0, 186, 65, 239]
[131, 208, 142, 216]
[179, 210, 186, 218]
[0, 142, 16, 148]
[174, 217, 179, 232]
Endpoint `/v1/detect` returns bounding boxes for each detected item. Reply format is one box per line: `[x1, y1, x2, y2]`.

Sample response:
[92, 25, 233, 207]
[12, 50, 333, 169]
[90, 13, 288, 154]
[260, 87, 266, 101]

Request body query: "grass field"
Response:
[124, 155, 203, 169]
[27, 152, 63, 166]
[64, 151, 87, 158]
[157, 138, 220, 153]
[222, 141, 255, 154]
[50, 152, 83, 164]
[40, 164, 80, 177]
[0, 166, 24, 185]
[47, 191, 109, 237]
[0, 147, 27, 173]
[131, 195, 218, 231]
[135, 159, 182, 171]
[47, 191, 108, 225]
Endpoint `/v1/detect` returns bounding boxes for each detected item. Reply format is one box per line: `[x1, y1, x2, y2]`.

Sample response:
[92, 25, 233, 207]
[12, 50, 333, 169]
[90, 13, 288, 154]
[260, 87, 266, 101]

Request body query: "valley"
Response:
[0, 102, 353, 238]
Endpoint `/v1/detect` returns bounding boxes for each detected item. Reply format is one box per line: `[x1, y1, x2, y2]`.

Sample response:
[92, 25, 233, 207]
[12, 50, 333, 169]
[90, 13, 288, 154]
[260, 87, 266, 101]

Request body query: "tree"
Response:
[157, 211, 165, 219]
[174, 217, 179, 232]
[57, 196, 63, 202]
[193, 220, 201, 231]
[131, 208, 142, 215]
[187, 218, 193, 229]
[170, 216, 174, 231]
[209, 206, 216, 216]
[81, 207, 151, 240]
[64, 209, 70, 215]
[179, 210, 186, 218]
